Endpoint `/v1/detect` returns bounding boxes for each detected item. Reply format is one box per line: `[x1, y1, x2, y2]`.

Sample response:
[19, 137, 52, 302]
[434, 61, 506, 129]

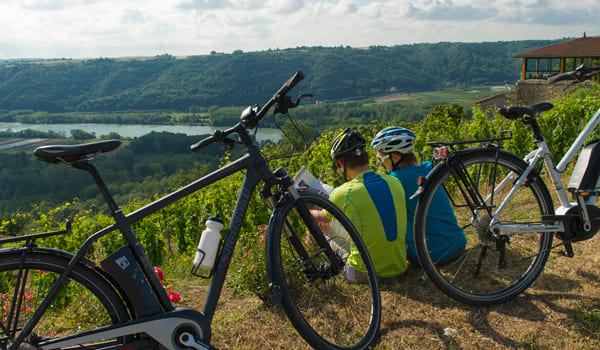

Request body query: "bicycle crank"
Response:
[179, 332, 216, 350]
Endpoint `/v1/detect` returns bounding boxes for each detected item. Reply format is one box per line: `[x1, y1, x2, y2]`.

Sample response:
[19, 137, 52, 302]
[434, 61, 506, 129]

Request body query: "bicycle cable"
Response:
[262, 110, 310, 162]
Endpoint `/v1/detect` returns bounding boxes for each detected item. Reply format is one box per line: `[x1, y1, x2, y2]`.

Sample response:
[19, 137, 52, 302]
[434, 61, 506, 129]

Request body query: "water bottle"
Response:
[193, 216, 224, 270]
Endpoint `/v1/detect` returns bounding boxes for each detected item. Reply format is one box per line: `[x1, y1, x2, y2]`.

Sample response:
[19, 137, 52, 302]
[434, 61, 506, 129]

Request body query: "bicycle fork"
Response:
[261, 169, 344, 303]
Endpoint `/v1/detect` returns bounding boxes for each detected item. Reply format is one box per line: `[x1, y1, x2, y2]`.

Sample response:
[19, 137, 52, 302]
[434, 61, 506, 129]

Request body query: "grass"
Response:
[156, 166, 600, 349]
[162, 231, 600, 349]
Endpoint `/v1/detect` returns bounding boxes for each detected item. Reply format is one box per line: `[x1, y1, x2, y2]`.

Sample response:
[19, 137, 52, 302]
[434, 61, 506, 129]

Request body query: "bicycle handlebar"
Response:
[548, 64, 600, 84]
[190, 71, 305, 152]
[257, 71, 306, 120]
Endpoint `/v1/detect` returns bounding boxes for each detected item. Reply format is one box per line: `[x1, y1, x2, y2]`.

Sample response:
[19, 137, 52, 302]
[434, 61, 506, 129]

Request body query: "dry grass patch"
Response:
[171, 232, 600, 349]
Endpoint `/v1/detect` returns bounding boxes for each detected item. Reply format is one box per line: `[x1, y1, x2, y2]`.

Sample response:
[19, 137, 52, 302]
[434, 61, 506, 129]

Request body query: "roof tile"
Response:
[513, 35, 600, 58]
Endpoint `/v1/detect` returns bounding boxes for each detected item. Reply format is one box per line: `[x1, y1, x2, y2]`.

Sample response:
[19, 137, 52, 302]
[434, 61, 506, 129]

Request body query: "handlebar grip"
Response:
[276, 71, 305, 97]
[190, 135, 215, 152]
[548, 71, 576, 84]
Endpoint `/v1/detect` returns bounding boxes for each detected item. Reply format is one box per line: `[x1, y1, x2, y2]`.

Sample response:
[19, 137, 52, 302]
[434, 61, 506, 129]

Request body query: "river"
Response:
[0, 122, 282, 142]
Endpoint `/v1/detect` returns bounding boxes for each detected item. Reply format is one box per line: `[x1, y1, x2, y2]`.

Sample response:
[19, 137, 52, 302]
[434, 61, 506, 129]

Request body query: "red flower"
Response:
[168, 293, 181, 302]
[154, 267, 164, 280]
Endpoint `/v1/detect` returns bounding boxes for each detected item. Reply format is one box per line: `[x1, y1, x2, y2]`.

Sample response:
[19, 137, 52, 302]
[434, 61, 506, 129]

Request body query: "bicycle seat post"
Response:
[73, 159, 176, 312]
[73, 160, 120, 214]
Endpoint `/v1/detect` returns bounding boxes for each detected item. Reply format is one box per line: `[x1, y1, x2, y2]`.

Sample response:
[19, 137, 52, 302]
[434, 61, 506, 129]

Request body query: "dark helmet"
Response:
[330, 128, 367, 160]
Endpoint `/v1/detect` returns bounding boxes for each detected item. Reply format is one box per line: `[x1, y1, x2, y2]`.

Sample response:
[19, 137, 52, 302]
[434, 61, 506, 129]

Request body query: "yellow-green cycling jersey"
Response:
[328, 170, 407, 277]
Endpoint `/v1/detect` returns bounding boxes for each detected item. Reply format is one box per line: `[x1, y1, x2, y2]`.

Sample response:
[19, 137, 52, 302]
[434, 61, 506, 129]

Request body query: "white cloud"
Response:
[0, 0, 598, 59]
[265, 0, 305, 14]
[177, 0, 232, 10]
[19, 0, 97, 11]
[332, 0, 359, 15]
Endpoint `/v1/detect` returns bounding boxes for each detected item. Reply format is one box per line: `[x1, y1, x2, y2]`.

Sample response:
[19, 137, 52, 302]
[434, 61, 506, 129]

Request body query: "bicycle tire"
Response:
[266, 192, 381, 350]
[0, 250, 131, 348]
[414, 149, 554, 306]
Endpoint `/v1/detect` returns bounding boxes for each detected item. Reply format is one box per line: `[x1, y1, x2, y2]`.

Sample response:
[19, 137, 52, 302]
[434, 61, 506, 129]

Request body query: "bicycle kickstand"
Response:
[552, 241, 575, 258]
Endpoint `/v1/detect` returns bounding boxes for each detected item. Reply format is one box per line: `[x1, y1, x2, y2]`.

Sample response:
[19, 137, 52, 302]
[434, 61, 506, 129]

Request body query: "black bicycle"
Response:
[413, 64, 600, 306]
[0, 71, 381, 349]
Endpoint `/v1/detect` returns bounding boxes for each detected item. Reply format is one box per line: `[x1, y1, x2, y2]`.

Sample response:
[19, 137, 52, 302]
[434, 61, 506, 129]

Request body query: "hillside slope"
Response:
[0, 40, 561, 112]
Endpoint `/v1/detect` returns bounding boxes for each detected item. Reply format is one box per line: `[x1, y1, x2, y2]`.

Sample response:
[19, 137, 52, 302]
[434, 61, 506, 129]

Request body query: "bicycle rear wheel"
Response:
[266, 192, 381, 350]
[414, 149, 554, 306]
[0, 250, 130, 348]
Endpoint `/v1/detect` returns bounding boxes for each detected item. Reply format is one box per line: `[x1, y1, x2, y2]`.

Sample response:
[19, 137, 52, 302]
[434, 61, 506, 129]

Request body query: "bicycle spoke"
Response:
[414, 149, 553, 305]
[0, 252, 129, 348]
[268, 193, 380, 349]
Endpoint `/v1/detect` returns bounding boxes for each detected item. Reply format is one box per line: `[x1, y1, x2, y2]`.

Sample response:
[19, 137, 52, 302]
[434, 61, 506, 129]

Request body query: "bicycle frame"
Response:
[488, 107, 600, 235]
[5, 70, 377, 350]
[126, 139, 268, 323]
[9, 135, 266, 349]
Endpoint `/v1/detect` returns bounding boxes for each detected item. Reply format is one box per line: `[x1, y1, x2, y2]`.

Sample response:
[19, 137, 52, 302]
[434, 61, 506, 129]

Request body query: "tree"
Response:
[101, 131, 122, 140]
[71, 129, 96, 140]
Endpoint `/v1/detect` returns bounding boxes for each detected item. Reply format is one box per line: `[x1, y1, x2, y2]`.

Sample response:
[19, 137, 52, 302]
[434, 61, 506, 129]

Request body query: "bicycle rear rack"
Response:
[0, 220, 72, 246]
[427, 130, 513, 151]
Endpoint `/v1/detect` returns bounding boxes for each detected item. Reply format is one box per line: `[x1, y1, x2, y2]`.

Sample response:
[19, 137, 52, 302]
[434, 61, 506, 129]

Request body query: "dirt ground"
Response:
[171, 233, 600, 350]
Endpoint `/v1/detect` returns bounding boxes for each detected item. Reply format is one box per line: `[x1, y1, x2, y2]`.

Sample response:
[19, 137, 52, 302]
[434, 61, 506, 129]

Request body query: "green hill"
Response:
[0, 40, 561, 113]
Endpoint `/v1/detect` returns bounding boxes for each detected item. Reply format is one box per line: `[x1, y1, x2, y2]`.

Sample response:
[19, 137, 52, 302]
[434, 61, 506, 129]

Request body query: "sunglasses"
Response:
[376, 154, 390, 163]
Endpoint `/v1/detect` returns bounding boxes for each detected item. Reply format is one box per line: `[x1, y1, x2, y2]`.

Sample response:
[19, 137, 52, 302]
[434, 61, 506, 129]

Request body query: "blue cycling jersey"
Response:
[391, 162, 466, 263]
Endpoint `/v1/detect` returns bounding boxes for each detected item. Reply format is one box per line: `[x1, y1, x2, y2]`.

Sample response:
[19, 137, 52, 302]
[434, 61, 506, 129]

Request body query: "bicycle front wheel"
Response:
[266, 192, 381, 350]
[414, 149, 554, 306]
[0, 250, 130, 348]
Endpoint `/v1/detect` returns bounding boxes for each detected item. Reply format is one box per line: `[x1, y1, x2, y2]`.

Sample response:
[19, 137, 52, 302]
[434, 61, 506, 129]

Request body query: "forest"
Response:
[0, 38, 581, 216]
[0, 90, 487, 132]
[2, 83, 598, 300]
[0, 132, 229, 214]
[0, 40, 561, 115]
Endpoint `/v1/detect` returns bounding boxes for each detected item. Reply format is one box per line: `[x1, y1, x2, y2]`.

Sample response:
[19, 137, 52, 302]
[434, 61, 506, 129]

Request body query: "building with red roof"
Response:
[513, 34, 600, 80]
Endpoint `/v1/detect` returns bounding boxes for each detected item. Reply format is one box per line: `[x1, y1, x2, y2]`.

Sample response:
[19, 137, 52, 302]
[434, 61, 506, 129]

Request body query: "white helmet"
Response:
[371, 126, 415, 154]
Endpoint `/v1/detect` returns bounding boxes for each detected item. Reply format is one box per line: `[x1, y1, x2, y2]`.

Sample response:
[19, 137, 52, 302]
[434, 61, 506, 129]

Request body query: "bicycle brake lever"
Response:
[219, 137, 241, 153]
[274, 93, 313, 115]
[274, 95, 293, 115]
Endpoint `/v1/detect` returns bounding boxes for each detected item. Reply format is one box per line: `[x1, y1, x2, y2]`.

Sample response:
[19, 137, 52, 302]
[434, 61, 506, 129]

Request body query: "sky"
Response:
[1, 0, 599, 60]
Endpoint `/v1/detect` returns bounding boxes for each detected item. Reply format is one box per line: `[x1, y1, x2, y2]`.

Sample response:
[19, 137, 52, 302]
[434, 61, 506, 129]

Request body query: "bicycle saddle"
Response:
[498, 102, 554, 120]
[34, 139, 122, 164]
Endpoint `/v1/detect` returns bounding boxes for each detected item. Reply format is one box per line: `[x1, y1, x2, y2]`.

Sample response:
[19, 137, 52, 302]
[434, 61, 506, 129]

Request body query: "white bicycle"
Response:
[413, 64, 600, 306]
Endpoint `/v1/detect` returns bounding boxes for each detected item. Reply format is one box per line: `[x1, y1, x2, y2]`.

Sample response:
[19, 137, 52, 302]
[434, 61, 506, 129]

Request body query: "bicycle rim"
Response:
[0, 251, 130, 348]
[414, 149, 554, 306]
[266, 193, 381, 350]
